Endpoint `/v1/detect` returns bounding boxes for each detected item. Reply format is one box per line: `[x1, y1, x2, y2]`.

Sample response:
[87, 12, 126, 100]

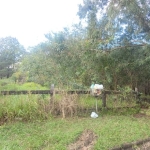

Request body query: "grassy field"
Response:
[1, 80, 150, 150]
[0, 94, 150, 150]
[1, 114, 150, 150]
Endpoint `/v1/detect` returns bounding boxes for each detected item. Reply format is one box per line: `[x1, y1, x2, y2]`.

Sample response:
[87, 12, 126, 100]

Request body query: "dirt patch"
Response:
[67, 129, 98, 150]
[110, 138, 150, 150]
[133, 113, 150, 118]
[0, 116, 8, 126]
[136, 141, 150, 150]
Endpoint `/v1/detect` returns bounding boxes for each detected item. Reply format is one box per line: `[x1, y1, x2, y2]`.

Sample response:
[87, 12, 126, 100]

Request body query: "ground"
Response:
[67, 129, 98, 150]
[67, 113, 150, 150]
[137, 142, 150, 150]
[1, 112, 150, 150]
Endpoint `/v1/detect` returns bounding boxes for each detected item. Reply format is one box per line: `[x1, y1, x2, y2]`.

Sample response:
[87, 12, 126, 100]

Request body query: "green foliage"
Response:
[11, 71, 28, 83]
[13, 0, 150, 94]
[0, 79, 48, 91]
[0, 36, 26, 78]
[20, 82, 48, 90]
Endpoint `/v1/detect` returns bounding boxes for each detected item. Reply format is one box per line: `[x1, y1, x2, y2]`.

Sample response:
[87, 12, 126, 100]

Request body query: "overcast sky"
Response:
[0, 0, 82, 48]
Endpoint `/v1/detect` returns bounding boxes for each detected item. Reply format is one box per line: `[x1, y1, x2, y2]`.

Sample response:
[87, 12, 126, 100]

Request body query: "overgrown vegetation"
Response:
[0, 87, 143, 122]
[0, 81, 150, 150]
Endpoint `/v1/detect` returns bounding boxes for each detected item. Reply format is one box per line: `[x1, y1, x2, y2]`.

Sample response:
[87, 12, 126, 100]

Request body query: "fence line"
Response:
[0, 88, 140, 108]
[0, 90, 90, 95]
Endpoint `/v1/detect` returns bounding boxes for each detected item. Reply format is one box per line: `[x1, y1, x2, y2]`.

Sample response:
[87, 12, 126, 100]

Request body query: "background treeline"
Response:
[0, 0, 150, 94]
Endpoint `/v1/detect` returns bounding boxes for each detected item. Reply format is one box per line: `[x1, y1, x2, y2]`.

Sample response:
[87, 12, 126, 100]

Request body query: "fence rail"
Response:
[0, 90, 52, 95]
[0, 90, 90, 95]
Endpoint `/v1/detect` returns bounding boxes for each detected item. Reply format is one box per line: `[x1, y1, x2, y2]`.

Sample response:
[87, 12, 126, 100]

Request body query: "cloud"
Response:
[0, 0, 81, 48]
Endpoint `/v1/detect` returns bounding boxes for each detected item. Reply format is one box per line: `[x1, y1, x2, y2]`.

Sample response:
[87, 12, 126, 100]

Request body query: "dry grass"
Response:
[47, 92, 78, 118]
[59, 92, 78, 118]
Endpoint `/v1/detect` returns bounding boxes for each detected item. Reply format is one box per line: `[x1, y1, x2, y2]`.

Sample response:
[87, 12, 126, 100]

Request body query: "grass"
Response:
[0, 81, 150, 149]
[0, 92, 141, 121]
[0, 94, 51, 121]
[0, 79, 48, 91]
[1, 115, 150, 150]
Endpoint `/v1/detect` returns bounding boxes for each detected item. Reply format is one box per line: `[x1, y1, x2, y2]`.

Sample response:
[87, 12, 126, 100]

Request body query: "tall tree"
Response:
[78, 0, 150, 47]
[0, 36, 25, 78]
[77, 0, 150, 91]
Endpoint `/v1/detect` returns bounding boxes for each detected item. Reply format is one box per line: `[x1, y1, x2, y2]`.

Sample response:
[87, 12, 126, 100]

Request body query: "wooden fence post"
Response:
[50, 84, 54, 99]
[49, 84, 55, 113]
[102, 90, 106, 107]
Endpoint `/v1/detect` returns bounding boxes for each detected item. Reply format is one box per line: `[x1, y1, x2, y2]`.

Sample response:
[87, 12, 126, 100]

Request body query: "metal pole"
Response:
[96, 98, 98, 112]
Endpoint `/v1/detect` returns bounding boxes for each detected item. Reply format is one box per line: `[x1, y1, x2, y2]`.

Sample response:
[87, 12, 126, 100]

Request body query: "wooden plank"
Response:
[0, 90, 51, 95]
[104, 90, 137, 95]
[67, 90, 90, 94]
[0, 90, 90, 95]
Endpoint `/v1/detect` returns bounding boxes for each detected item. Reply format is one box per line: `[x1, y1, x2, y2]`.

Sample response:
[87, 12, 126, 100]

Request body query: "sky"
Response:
[0, 0, 82, 48]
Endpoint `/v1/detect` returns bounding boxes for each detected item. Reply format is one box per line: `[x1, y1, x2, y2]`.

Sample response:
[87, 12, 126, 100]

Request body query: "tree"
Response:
[0, 36, 25, 78]
[78, 0, 150, 47]
[76, 0, 150, 91]
[105, 0, 150, 45]
[19, 0, 150, 93]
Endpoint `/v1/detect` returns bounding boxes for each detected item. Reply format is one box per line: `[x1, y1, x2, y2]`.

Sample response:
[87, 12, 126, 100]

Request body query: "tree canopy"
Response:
[3, 0, 150, 94]
[0, 36, 25, 78]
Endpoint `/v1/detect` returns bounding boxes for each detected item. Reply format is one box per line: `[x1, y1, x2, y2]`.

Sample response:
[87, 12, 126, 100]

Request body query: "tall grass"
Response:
[0, 94, 52, 122]
[0, 79, 51, 122]
[0, 92, 141, 124]
[0, 79, 142, 123]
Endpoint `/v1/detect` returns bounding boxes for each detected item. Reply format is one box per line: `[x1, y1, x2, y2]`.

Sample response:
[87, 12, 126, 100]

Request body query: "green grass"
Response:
[0, 94, 51, 121]
[0, 81, 149, 149]
[1, 116, 150, 150]
[0, 79, 48, 91]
